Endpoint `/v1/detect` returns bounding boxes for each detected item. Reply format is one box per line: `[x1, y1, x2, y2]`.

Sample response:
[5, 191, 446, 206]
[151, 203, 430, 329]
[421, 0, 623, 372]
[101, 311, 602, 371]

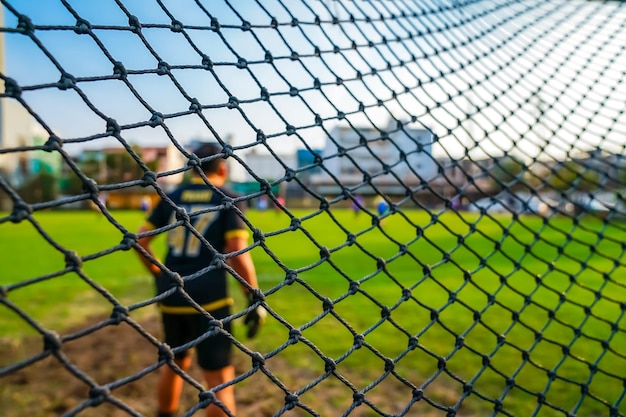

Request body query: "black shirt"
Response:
[146, 179, 248, 308]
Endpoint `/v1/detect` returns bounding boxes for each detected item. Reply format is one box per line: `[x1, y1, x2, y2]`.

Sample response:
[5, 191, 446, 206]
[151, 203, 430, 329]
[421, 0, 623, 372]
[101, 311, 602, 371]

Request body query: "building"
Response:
[309, 121, 437, 196]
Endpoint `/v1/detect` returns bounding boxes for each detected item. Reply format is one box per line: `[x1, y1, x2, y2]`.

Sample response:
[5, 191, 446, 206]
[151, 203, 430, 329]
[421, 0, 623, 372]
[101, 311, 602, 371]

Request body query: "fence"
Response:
[1, 1, 626, 416]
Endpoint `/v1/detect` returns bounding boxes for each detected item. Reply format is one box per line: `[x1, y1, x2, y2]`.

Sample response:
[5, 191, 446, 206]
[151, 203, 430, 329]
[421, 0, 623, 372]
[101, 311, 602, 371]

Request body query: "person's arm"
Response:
[136, 223, 162, 278]
[224, 233, 265, 338]
[224, 234, 258, 294]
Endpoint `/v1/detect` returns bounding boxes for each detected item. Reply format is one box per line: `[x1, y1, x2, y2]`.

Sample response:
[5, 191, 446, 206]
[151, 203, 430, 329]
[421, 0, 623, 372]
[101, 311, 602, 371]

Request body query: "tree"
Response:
[548, 160, 600, 192]
[18, 172, 58, 203]
[490, 156, 525, 192]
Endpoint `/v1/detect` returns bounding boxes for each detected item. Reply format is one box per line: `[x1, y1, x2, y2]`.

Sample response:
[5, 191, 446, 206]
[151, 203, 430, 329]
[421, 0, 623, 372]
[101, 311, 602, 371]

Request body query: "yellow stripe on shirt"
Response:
[158, 297, 234, 314]
[225, 229, 249, 240]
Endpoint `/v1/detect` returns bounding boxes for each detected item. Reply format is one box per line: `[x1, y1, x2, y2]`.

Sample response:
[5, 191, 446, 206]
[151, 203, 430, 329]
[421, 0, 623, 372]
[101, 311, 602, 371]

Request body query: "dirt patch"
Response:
[0, 315, 467, 417]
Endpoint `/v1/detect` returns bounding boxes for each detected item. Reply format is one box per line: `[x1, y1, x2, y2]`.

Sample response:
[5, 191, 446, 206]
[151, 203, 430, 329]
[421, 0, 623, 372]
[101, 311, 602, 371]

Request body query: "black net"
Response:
[1, 0, 625, 416]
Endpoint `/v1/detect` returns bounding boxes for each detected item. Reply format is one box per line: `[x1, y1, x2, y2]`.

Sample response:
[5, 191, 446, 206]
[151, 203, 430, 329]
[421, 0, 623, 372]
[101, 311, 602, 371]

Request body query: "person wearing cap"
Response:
[136, 143, 265, 417]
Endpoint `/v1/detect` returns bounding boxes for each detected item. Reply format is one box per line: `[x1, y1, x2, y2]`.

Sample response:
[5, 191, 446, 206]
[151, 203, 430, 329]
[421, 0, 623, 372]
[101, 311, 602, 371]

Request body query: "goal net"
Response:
[1, 1, 625, 416]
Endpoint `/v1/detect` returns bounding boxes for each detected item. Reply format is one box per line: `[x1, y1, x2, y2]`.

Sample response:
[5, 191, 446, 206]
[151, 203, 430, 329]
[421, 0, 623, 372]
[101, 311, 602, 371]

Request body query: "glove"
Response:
[244, 293, 266, 339]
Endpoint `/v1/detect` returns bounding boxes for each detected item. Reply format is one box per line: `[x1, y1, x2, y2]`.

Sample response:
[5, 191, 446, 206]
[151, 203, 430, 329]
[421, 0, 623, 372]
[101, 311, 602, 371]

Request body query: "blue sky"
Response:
[3, 0, 626, 161]
[3, 0, 342, 155]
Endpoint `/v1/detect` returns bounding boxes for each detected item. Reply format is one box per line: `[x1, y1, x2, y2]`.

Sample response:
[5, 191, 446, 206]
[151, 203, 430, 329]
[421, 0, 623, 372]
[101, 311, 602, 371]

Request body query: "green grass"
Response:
[1, 208, 625, 416]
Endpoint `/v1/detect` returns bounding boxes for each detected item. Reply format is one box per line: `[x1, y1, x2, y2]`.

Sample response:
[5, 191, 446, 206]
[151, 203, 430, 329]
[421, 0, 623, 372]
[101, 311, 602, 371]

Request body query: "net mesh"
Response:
[1, 0, 626, 416]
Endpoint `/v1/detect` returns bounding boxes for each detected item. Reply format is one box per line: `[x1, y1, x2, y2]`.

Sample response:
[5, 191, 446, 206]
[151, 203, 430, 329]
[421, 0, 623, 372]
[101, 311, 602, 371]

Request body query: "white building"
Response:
[310, 122, 436, 195]
[231, 147, 297, 184]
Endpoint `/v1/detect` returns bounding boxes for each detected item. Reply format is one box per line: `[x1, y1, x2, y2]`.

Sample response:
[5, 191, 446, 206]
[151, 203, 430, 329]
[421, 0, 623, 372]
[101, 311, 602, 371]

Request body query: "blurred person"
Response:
[136, 143, 265, 417]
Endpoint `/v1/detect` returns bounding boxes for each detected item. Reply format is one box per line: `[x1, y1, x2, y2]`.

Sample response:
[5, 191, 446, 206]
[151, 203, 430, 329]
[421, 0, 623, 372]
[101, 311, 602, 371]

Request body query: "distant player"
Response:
[136, 143, 265, 417]
[375, 196, 388, 217]
[351, 195, 364, 217]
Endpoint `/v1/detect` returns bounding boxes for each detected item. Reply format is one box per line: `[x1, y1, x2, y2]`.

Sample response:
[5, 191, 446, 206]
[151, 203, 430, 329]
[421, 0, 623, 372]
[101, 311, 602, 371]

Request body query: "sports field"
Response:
[1, 208, 625, 416]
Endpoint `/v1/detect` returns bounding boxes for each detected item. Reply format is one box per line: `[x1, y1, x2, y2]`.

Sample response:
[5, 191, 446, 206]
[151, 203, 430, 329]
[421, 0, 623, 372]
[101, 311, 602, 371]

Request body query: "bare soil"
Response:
[0, 315, 465, 417]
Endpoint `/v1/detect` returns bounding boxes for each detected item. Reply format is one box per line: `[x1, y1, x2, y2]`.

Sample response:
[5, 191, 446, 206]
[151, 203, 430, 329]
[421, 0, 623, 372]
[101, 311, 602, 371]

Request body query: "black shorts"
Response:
[161, 306, 232, 371]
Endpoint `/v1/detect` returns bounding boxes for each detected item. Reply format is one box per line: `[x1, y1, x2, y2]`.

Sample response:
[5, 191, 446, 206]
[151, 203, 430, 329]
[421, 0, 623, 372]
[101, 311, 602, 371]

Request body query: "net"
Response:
[1, 0, 625, 416]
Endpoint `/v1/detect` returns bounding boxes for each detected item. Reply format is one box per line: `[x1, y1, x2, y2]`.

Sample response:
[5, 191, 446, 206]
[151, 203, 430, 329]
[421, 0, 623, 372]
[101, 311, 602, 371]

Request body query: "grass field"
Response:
[1, 208, 625, 416]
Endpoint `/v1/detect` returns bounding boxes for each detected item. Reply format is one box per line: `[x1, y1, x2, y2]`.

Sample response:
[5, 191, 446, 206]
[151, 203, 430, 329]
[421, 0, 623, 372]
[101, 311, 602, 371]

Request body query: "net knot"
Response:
[236, 57, 248, 69]
[158, 343, 174, 362]
[228, 96, 240, 108]
[412, 388, 423, 400]
[74, 18, 91, 34]
[43, 135, 63, 152]
[142, 170, 157, 186]
[284, 168, 296, 182]
[210, 17, 220, 31]
[284, 271, 297, 285]
[253, 228, 265, 243]
[198, 390, 215, 404]
[201, 55, 213, 70]
[110, 305, 129, 324]
[166, 271, 184, 289]
[322, 297, 333, 312]
[260, 87, 270, 100]
[241, 20, 251, 31]
[352, 392, 365, 406]
[148, 112, 163, 127]
[4, 77, 21, 98]
[319, 247, 330, 261]
[65, 250, 83, 269]
[156, 61, 170, 76]
[189, 98, 201, 112]
[128, 15, 142, 33]
[494, 400, 503, 412]
[288, 328, 301, 344]
[106, 118, 121, 135]
[324, 357, 336, 372]
[285, 393, 298, 409]
[10, 201, 32, 223]
[170, 19, 183, 33]
[58, 73, 76, 90]
[17, 14, 34, 34]
[251, 351, 265, 368]
[113, 61, 127, 78]
[354, 334, 364, 349]
[43, 331, 62, 352]
[455, 336, 464, 348]
[408, 336, 418, 350]
[384, 358, 395, 372]
[88, 385, 109, 405]
[289, 217, 300, 230]
[249, 288, 265, 304]
[207, 319, 223, 331]
[348, 280, 359, 294]
[376, 258, 386, 270]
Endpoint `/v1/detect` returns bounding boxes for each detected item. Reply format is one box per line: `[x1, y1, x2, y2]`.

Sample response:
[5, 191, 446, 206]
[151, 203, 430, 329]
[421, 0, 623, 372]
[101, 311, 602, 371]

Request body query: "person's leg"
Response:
[158, 313, 193, 416]
[203, 365, 236, 417]
[157, 354, 192, 415]
[194, 307, 235, 417]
